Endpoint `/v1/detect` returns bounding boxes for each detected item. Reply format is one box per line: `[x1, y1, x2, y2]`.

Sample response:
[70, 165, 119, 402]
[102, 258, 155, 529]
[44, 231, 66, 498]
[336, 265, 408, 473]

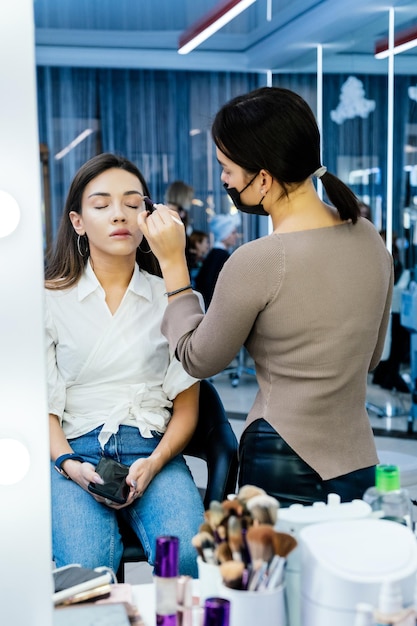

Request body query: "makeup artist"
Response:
[138, 86, 394, 507]
[46, 153, 203, 576]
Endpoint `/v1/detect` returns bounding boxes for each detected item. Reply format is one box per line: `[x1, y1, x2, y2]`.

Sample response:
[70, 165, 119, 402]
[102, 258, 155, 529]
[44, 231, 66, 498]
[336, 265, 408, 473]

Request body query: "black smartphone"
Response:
[88, 457, 130, 504]
[143, 195, 156, 213]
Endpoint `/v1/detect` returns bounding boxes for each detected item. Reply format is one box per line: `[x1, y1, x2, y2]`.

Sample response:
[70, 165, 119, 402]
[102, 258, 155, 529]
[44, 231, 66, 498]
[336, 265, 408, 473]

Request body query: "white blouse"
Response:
[45, 261, 198, 448]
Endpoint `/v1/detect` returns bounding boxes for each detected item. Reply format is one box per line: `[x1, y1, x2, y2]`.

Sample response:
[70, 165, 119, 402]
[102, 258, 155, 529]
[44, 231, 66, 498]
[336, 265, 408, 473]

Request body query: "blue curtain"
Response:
[37, 67, 417, 248]
[37, 67, 261, 240]
[37, 67, 99, 237]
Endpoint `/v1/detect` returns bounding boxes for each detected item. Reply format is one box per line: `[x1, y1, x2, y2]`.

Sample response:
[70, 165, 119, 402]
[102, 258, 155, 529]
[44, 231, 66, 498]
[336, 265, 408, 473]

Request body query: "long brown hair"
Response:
[45, 153, 161, 289]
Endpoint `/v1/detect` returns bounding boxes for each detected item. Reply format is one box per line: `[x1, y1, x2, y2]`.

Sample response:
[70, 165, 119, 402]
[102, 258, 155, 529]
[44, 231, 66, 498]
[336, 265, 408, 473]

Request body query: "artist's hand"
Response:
[137, 204, 186, 270]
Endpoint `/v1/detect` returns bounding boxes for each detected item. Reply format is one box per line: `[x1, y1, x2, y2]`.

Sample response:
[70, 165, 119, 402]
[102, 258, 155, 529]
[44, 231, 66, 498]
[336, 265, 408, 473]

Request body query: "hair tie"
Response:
[313, 166, 327, 179]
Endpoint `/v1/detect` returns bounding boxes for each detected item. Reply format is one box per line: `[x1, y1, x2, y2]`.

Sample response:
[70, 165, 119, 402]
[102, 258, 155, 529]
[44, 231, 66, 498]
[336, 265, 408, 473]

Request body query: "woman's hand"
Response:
[60, 459, 131, 510]
[63, 459, 102, 491]
[127, 456, 160, 498]
[137, 204, 186, 270]
[96, 457, 160, 510]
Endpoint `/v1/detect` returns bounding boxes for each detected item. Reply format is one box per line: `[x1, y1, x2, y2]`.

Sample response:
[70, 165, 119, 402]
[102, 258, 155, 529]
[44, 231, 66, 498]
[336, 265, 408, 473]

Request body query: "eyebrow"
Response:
[87, 190, 142, 198]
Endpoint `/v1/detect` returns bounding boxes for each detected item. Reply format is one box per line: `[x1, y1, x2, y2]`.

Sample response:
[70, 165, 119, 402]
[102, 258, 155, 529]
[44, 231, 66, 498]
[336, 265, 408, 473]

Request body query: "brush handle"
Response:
[247, 561, 268, 592]
[266, 557, 285, 589]
[142, 195, 156, 212]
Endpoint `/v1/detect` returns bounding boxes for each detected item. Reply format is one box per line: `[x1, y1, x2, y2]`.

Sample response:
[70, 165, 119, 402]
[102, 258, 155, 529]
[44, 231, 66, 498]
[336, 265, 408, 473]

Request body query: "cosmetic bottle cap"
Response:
[203, 597, 230, 626]
[375, 465, 400, 492]
[154, 536, 179, 578]
[156, 616, 177, 626]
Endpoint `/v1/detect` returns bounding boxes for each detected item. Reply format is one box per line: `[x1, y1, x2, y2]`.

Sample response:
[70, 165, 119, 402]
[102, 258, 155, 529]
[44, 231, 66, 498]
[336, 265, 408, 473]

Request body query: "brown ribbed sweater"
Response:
[162, 219, 394, 479]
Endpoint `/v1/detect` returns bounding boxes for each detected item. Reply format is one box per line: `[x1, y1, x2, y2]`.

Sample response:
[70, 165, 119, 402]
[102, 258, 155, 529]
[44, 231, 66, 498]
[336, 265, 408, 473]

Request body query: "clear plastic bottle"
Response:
[363, 465, 413, 528]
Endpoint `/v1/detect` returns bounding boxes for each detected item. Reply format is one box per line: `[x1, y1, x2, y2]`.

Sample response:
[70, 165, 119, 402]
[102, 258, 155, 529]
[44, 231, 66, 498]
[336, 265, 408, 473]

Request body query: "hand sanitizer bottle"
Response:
[363, 465, 413, 528]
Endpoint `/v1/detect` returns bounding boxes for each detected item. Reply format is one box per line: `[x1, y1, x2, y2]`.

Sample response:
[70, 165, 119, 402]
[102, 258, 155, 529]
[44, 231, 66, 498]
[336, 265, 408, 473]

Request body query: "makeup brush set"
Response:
[192, 485, 297, 592]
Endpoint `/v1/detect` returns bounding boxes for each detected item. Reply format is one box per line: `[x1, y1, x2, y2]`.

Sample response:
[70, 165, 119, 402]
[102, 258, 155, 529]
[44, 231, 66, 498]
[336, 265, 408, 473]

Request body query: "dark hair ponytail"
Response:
[320, 171, 361, 224]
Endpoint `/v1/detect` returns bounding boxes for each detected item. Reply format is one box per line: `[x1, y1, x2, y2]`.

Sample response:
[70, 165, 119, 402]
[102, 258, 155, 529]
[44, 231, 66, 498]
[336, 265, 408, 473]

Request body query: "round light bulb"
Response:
[0, 190, 20, 237]
[0, 438, 30, 484]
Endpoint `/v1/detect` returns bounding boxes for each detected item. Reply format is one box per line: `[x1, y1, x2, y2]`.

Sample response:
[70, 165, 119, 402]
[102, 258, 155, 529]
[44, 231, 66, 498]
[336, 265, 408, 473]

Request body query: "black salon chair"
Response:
[116, 378, 239, 582]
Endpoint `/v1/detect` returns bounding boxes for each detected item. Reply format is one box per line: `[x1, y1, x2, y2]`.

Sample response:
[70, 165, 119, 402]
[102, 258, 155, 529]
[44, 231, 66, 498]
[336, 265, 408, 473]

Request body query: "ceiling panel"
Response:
[33, 0, 417, 74]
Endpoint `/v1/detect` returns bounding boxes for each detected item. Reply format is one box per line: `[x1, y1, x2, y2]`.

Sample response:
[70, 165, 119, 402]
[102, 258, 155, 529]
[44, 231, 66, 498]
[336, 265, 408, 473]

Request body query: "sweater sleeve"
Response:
[161, 237, 282, 379]
[369, 254, 395, 371]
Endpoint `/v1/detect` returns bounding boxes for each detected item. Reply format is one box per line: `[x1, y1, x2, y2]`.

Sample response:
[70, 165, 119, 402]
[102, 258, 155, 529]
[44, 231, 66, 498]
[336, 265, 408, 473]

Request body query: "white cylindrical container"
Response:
[300, 519, 417, 626]
[218, 582, 286, 626]
[197, 556, 223, 606]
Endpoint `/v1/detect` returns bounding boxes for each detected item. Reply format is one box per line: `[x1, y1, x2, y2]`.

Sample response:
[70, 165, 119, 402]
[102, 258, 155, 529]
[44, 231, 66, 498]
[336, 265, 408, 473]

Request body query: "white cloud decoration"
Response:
[330, 76, 376, 125]
[409, 86, 417, 102]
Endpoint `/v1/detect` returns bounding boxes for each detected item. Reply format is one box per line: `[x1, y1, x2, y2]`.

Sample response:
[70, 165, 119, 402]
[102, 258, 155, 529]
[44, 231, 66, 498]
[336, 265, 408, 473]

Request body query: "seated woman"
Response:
[45, 153, 204, 577]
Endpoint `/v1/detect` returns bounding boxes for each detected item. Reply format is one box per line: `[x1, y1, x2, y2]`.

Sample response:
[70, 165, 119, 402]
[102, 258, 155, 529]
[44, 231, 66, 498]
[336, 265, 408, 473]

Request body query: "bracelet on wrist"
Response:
[54, 453, 85, 479]
[165, 283, 193, 297]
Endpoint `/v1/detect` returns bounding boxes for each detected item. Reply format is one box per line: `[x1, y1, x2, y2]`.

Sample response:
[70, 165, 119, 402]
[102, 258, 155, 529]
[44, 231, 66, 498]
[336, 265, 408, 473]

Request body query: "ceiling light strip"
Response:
[375, 22, 417, 59]
[178, 0, 257, 55]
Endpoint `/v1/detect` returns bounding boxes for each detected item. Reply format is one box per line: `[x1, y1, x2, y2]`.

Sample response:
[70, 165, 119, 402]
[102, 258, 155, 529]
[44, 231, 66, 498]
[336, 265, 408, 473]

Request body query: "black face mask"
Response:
[224, 173, 268, 216]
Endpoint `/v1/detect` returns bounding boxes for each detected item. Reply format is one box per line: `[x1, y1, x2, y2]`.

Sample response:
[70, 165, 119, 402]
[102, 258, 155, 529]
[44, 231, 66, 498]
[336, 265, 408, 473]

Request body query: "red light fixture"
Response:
[375, 22, 417, 58]
[178, 0, 257, 55]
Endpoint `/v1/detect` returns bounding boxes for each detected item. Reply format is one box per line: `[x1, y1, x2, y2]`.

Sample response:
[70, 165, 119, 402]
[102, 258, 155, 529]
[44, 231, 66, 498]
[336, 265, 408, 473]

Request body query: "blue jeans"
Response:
[51, 426, 204, 577]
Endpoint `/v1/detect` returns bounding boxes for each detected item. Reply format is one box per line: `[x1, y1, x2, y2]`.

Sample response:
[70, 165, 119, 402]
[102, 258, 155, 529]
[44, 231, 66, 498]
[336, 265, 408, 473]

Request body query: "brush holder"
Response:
[218, 582, 286, 626]
[197, 556, 222, 606]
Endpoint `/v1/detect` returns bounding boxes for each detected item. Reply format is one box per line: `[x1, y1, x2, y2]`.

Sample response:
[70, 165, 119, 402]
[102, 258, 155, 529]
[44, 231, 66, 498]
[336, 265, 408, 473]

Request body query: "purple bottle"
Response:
[154, 536, 179, 626]
[203, 597, 230, 626]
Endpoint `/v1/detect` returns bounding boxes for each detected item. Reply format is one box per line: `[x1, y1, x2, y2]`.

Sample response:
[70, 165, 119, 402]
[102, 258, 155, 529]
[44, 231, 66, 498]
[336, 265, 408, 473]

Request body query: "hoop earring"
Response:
[77, 234, 88, 257]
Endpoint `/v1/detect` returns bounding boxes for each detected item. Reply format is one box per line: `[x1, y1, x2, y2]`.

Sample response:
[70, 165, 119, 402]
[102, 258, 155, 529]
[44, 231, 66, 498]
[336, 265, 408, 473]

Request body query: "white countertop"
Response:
[132, 584, 156, 626]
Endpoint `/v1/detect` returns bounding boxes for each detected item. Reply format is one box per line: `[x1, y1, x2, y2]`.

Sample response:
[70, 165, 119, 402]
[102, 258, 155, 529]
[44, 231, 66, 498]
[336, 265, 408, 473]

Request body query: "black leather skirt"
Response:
[238, 418, 375, 507]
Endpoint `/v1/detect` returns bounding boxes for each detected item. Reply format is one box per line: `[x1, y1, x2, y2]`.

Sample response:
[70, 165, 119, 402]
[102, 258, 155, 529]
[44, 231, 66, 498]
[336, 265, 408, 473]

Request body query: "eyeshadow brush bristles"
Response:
[246, 494, 280, 525]
[194, 492, 297, 593]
